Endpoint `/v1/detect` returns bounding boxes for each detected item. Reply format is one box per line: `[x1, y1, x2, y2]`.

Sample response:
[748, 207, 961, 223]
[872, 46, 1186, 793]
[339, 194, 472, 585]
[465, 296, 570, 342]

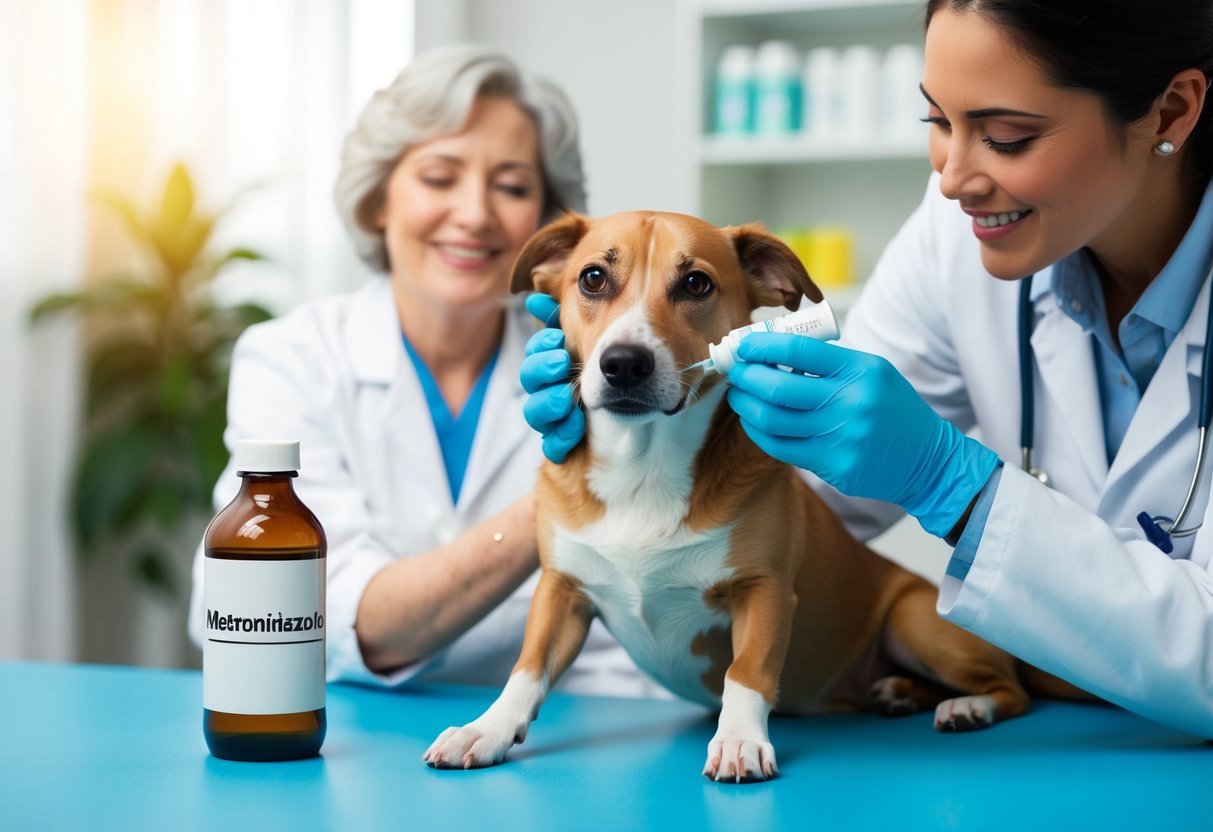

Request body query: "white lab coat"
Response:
[821, 174, 1213, 738]
[187, 277, 655, 697]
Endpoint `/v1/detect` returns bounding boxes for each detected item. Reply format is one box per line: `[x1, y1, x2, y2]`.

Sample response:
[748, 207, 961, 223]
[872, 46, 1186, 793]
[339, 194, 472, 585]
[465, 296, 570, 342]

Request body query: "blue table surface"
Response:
[1, 661, 1209, 831]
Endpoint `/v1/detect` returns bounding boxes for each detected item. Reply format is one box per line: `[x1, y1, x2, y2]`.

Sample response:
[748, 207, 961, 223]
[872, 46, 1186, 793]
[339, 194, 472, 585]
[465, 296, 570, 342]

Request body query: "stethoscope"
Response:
[1018, 274, 1213, 554]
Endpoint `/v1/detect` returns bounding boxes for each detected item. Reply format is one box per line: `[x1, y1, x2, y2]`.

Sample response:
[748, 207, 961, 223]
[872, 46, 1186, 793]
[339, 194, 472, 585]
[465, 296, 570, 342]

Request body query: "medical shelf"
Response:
[679, 0, 931, 295]
[698, 133, 926, 165]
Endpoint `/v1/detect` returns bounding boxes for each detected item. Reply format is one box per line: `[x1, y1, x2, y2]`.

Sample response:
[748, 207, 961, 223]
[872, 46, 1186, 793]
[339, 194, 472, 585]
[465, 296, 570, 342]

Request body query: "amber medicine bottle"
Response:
[203, 439, 327, 761]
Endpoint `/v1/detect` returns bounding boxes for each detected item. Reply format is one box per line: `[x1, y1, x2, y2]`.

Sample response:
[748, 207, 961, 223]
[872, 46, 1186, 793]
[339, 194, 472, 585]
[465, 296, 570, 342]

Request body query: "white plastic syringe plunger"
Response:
[692, 299, 840, 376]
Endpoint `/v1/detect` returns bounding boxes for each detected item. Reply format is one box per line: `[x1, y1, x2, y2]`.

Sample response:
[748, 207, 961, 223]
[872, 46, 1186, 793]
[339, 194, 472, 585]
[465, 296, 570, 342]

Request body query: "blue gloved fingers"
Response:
[735, 415, 845, 473]
[728, 329, 1001, 539]
[524, 327, 565, 357]
[520, 346, 571, 394]
[726, 360, 838, 412]
[519, 293, 586, 463]
[726, 386, 824, 439]
[525, 293, 562, 328]
[523, 382, 575, 433]
[735, 331, 855, 376]
[540, 407, 585, 464]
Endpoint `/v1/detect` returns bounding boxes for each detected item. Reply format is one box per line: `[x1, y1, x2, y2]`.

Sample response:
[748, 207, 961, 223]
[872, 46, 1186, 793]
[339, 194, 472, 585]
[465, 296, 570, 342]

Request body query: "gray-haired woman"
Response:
[188, 45, 651, 697]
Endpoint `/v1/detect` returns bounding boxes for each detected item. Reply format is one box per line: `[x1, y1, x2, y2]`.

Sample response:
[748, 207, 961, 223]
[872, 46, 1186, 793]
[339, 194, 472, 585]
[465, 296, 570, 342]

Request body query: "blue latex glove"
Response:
[520, 293, 585, 463]
[725, 332, 999, 538]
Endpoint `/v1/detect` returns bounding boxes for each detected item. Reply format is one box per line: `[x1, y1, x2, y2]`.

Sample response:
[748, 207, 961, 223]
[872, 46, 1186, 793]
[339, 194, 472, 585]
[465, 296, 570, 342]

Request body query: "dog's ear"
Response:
[726, 223, 823, 311]
[510, 212, 590, 297]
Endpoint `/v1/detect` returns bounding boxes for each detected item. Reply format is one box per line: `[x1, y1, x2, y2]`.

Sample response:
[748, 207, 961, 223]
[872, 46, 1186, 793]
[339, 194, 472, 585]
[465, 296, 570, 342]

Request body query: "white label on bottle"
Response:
[203, 557, 326, 714]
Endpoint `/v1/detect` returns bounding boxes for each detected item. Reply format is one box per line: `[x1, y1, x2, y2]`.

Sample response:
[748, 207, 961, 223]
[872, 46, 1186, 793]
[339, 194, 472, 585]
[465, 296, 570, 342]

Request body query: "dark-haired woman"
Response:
[523, 1, 1213, 735]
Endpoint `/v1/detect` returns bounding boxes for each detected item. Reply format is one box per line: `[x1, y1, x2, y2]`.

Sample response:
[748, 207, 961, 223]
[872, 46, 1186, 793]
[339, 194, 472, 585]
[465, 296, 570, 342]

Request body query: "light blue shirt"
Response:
[948, 179, 1213, 578]
[403, 335, 500, 505]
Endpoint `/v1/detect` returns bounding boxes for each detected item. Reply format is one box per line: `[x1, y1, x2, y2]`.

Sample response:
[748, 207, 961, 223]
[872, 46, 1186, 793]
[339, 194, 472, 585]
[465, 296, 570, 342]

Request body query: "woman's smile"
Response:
[965, 208, 1034, 242]
[433, 240, 500, 270]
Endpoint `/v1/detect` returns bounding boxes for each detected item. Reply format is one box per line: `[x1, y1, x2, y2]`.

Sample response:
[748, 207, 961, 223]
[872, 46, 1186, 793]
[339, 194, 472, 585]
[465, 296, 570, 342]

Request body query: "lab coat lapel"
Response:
[456, 302, 535, 514]
[1031, 297, 1109, 491]
[1105, 278, 1208, 486]
[345, 278, 401, 385]
[348, 279, 450, 505]
[453, 304, 533, 514]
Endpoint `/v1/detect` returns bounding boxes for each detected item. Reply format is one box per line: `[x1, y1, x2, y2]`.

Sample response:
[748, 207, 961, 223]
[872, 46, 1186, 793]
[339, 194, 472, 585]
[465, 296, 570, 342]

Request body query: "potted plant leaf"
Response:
[31, 162, 274, 599]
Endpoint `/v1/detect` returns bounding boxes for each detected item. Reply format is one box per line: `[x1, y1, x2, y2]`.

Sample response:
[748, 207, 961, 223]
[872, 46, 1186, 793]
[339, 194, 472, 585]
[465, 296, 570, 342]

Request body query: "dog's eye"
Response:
[579, 266, 608, 295]
[682, 271, 714, 297]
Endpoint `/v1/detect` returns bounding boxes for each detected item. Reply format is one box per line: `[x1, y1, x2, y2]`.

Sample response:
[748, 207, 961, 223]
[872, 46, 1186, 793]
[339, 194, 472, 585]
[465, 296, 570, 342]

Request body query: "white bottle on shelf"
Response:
[753, 40, 801, 135]
[714, 45, 756, 136]
[802, 47, 839, 144]
[882, 43, 926, 142]
[838, 45, 881, 141]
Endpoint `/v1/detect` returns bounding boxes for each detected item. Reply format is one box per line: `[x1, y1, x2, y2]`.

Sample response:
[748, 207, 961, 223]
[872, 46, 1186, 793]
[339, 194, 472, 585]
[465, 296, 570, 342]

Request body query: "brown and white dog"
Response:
[424, 211, 1047, 782]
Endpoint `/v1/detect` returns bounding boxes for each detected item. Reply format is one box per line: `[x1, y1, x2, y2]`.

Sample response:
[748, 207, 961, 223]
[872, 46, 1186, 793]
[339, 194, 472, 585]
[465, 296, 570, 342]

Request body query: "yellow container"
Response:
[778, 225, 854, 288]
[805, 225, 854, 288]
[777, 227, 813, 271]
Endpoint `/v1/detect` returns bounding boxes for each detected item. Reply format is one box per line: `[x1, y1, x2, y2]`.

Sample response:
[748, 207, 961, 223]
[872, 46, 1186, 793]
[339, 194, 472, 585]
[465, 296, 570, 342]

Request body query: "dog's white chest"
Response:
[551, 514, 734, 706]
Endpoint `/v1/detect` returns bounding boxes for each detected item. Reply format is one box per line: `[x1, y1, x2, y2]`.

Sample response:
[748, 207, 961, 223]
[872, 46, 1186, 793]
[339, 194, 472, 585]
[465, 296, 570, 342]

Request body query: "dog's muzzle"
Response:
[595, 343, 688, 417]
[600, 344, 654, 390]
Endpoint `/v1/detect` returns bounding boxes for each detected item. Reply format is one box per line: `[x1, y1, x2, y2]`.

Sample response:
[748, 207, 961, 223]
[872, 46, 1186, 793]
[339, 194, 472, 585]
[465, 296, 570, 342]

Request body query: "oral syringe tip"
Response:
[686, 358, 713, 374]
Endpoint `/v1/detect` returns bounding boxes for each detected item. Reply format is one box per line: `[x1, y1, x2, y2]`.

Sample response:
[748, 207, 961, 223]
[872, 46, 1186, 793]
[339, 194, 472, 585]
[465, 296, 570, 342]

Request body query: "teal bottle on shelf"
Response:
[753, 40, 801, 134]
[714, 45, 755, 135]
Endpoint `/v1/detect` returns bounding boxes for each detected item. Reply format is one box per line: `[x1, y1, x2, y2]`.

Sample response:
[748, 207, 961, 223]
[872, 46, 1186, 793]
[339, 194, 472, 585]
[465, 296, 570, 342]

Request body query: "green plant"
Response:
[31, 163, 274, 597]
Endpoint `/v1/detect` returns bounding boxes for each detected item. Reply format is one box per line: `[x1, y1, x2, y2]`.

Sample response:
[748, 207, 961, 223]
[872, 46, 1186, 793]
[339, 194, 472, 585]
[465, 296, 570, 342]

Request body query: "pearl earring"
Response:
[1154, 139, 1176, 157]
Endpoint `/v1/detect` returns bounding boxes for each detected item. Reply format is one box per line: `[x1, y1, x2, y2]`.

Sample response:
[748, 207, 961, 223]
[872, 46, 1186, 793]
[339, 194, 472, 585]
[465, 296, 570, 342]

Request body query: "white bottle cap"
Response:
[234, 439, 301, 473]
[707, 340, 735, 375]
[754, 40, 799, 78]
[717, 45, 755, 80]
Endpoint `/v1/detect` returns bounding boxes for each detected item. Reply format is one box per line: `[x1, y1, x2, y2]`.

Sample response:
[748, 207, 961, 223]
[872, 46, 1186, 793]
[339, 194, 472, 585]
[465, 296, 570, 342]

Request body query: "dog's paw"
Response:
[935, 694, 997, 732]
[865, 676, 921, 717]
[423, 722, 522, 769]
[702, 737, 778, 783]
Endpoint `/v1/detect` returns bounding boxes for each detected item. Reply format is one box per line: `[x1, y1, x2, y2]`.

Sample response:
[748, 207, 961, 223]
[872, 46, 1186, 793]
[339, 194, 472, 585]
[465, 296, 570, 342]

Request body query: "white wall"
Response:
[463, 0, 689, 218]
[0, 0, 88, 664]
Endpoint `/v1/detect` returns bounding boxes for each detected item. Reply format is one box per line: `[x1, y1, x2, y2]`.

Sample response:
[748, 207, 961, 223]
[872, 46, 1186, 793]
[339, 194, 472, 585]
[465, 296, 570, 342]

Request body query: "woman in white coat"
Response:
[188, 46, 649, 696]
[526, 0, 1213, 736]
[731, 1, 1213, 736]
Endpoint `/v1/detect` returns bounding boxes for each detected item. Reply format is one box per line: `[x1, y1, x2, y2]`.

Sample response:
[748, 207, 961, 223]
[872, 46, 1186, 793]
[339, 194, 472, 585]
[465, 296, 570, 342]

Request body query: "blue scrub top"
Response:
[403, 335, 500, 505]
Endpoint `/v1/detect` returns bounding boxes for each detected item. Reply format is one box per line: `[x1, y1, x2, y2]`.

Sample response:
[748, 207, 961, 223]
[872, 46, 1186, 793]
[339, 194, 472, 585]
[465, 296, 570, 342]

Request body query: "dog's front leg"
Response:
[423, 571, 593, 769]
[704, 577, 795, 783]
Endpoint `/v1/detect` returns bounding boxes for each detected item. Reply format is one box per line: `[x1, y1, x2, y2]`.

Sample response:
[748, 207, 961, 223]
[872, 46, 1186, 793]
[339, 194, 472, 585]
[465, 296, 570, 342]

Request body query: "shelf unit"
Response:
[700, 134, 928, 165]
[678, 0, 934, 296]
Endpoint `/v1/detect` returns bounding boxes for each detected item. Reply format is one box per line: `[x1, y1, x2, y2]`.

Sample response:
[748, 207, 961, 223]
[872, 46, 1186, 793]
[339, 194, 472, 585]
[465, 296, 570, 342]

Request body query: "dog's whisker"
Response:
[566, 362, 587, 406]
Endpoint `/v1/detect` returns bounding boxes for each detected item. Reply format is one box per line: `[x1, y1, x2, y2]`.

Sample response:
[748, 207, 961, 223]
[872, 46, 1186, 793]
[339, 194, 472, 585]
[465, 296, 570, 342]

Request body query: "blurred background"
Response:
[1, 0, 945, 671]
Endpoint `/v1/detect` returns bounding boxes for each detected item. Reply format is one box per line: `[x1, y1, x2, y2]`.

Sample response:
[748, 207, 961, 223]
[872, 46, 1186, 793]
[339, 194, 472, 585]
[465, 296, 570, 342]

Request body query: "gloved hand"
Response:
[520, 293, 585, 463]
[725, 332, 999, 538]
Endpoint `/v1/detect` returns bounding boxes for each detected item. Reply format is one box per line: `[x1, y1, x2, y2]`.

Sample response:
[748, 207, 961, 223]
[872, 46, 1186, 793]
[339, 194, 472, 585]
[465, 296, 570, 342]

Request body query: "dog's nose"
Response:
[600, 344, 655, 390]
